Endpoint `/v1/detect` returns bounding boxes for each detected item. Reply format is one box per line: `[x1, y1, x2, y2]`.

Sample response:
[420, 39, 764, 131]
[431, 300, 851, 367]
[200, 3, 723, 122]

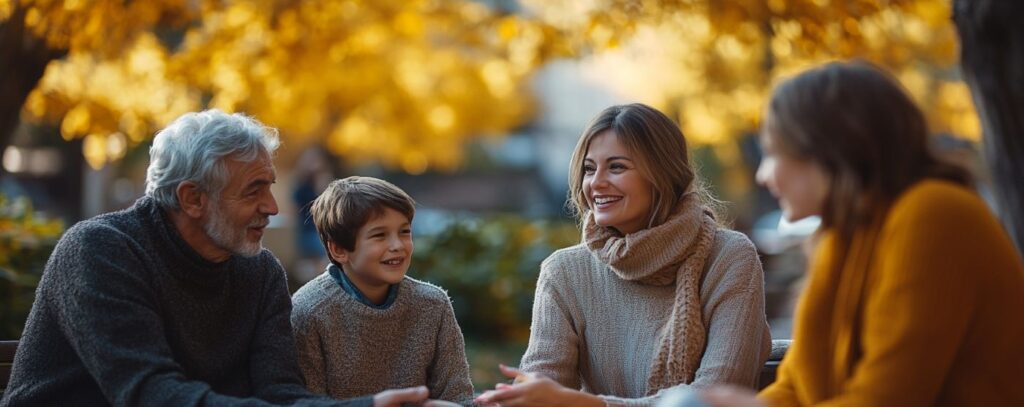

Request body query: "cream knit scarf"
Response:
[583, 192, 717, 395]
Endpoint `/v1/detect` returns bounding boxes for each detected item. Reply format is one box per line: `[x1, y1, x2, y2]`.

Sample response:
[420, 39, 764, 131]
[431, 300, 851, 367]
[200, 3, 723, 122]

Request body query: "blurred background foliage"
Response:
[410, 215, 579, 388]
[413, 215, 578, 341]
[0, 194, 63, 339]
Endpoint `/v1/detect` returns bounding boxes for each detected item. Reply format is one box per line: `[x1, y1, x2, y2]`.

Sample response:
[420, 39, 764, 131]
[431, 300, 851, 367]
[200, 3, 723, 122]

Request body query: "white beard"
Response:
[203, 201, 267, 258]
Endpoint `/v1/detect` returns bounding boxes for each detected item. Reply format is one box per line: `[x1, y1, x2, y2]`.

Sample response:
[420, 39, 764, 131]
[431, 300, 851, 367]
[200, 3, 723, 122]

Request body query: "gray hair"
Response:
[145, 109, 280, 209]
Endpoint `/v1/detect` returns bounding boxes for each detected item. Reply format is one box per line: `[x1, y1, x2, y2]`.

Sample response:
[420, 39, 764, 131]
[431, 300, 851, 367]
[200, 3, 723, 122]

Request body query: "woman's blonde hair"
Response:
[567, 103, 720, 229]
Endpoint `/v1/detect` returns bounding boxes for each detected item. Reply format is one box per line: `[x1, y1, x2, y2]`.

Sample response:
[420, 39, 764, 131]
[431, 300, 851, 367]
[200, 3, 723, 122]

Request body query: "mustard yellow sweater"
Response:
[759, 180, 1024, 406]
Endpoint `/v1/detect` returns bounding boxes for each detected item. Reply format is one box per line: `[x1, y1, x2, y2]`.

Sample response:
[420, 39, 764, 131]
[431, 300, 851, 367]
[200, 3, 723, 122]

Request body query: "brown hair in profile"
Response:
[763, 60, 971, 242]
[567, 103, 719, 230]
[310, 176, 416, 262]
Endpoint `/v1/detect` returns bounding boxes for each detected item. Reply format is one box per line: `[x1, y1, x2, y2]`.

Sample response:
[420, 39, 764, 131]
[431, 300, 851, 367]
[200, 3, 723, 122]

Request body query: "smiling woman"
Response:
[720, 61, 1024, 407]
[581, 131, 653, 235]
[476, 104, 771, 406]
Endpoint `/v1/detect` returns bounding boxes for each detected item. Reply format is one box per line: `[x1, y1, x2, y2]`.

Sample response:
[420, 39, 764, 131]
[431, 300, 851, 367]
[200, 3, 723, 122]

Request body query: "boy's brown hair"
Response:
[310, 176, 416, 258]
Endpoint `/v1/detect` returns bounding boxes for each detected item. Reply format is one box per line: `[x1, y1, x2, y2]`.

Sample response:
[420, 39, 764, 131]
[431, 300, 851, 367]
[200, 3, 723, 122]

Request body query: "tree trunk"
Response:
[954, 0, 1024, 257]
[0, 5, 66, 157]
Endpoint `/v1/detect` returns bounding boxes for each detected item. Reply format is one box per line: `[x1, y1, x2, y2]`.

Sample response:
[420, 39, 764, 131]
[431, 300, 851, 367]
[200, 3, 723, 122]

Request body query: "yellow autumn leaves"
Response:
[15, 0, 547, 172]
[522, 0, 978, 147]
[6, 0, 980, 172]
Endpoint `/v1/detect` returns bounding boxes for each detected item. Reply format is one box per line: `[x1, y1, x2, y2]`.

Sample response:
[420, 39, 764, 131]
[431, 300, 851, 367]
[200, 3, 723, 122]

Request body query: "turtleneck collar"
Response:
[135, 196, 235, 289]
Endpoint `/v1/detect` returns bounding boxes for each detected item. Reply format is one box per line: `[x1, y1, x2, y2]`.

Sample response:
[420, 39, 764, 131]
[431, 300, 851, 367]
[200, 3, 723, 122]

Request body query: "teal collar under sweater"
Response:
[326, 264, 399, 309]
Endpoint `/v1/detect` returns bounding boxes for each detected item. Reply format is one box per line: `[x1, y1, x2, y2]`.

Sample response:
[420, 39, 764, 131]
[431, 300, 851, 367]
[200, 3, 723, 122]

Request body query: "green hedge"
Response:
[0, 195, 64, 339]
[411, 215, 579, 342]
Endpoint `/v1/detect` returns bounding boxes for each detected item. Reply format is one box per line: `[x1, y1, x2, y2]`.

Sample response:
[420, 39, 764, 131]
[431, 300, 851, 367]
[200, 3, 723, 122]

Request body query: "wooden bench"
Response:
[758, 339, 791, 390]
[1, 340, 17, 396]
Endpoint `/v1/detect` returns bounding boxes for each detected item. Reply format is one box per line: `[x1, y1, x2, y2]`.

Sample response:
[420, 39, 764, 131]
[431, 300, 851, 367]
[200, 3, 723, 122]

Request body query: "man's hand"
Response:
[373, 386, 429, 407]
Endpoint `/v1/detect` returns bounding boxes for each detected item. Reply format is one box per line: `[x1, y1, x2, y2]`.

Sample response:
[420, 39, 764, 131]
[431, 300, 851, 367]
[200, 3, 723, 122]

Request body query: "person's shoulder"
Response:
[292, 272, 337, 307]
[62, 197, 175, 255]
[291, 273, 341, 325]
[50, 209, 151, 271]
[62, 205, 141, 245]
[402, 276, 453, 307]
[540, 244, 591, 273]
[702, 228, 763, 291]
[885, 179, 997, 237]
[708, 228, 760, 270]
[883, 180, 1018, 257]
[711, 228, 758, 256]
[891, 180, 986, 218]
[532, 244, 601, 294]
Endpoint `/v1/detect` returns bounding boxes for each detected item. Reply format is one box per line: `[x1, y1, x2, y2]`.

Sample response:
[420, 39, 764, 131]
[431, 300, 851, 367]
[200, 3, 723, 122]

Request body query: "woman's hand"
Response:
[372, 386, 428, 407]
[474, 364, 603, 407]
[700, 385, 767, 407]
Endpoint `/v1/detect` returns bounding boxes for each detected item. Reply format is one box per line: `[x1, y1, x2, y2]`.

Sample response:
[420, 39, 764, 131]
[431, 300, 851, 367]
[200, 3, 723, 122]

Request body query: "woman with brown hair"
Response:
[704, 61, 1024, 406]
[476, 103, 772, 406]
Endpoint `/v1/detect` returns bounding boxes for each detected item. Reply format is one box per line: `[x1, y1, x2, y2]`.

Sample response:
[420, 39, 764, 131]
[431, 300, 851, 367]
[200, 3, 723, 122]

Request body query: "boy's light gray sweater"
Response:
[291, 274, 474, 405]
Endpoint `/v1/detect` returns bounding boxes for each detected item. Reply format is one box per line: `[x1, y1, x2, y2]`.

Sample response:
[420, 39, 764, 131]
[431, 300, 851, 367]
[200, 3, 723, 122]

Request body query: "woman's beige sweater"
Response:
[519, 229, 771, 406]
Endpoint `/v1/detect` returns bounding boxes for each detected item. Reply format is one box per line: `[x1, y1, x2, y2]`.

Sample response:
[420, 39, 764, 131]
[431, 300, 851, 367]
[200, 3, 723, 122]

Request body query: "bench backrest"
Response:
[758, 339, 791, 390]
[1, 340, 17, 396]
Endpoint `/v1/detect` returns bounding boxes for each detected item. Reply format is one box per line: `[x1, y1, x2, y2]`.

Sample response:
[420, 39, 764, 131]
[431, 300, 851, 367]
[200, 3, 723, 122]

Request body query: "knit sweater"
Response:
[520, 229, 771, 406]
[759, 180, 1024, 406]
[0, 197, 368, 407]
[291, 272, 474, 405]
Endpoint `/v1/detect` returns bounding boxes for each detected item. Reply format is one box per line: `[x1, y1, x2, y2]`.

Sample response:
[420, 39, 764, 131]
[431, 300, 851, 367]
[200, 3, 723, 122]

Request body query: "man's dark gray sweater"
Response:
[0, 197, 371, 406]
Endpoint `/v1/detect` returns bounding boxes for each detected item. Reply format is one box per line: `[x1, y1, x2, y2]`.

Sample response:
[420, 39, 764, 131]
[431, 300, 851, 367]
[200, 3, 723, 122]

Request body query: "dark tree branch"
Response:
[0, 4, 67, 156]
[954, 0, 1024, 257]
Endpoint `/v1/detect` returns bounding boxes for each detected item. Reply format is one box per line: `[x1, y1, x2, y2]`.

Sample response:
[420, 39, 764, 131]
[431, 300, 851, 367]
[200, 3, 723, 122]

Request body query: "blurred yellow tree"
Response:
[518, 0, 976, 201]
[2, 0, 976, 173]
[0, 0, 196, 165]
[2, 0, 559, 172]
[523, 0, 974, 144]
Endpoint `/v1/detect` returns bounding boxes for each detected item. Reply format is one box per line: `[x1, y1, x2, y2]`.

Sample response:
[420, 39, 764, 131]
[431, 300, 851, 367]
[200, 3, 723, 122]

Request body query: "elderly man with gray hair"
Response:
[1, 110, 432, 407]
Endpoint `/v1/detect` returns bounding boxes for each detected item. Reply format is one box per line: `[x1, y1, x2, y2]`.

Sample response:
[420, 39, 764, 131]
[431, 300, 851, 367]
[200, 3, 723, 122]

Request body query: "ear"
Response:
[176, 181, 208, 219]
[326, 241, 349, 264]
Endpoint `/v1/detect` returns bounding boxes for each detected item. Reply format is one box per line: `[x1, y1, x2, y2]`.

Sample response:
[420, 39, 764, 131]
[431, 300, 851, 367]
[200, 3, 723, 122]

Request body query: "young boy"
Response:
[291, 176, 474, 405]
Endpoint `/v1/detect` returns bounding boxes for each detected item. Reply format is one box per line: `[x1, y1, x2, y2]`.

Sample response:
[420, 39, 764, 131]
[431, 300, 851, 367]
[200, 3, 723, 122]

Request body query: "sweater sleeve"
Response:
[812, 188, 1008, 406]
[599, 233, 771, 406]
[690, 234, 770, 388]
[292, 300, 329, 396]
[426, 295, 475, 405]
[519, 255, 582, 390]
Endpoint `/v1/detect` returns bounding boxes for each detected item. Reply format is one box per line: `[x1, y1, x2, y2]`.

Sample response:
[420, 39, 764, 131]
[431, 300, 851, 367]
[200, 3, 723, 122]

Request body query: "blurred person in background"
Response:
[702, 61, 1024, 407]
[477, 103, 771, 406]
[292, 146, 337, 283]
